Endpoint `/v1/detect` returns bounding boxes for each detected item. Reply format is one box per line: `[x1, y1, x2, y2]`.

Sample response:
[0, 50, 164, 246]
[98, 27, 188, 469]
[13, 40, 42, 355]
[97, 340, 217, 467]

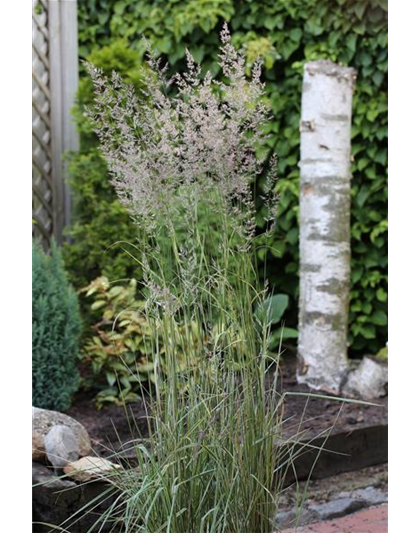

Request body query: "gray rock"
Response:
[275, 488, 388, 529]
[45, 425, 80, 468]
[308, 497, 365, 520]
[274, 509, 293, 528]
[33, 406, 91, 462]
[33, 462, 118, 533]
[338, 486, 388, 506]
[342, 356, 388, 399]
[353, 486, 388, 505]
[275, 507, 320, 528]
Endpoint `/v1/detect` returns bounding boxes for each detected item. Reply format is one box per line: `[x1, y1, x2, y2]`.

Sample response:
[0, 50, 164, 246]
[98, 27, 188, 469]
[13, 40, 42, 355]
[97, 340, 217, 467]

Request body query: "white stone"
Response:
[32, 406, 91, 462]
[63, 456, 122, 482]
[45, 425, 80, 468]
[342, 356, 388, 399]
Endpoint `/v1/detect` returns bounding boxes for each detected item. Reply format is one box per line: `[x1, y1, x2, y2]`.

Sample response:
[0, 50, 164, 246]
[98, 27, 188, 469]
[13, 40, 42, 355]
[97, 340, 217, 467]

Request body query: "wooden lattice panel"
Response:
[32, 0, 53, 248]
[32, 0, 79, 249]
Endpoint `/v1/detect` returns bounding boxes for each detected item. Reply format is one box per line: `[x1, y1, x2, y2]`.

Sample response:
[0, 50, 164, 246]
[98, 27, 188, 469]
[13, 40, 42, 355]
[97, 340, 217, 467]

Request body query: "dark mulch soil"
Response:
[276, 355, 387, 440]
[67, 354, 387, 461]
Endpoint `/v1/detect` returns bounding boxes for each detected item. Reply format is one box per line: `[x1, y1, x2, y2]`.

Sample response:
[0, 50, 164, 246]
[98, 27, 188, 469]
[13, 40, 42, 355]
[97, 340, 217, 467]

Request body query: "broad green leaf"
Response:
[256, 294, 289, 325]
[371, 310, 387, 326]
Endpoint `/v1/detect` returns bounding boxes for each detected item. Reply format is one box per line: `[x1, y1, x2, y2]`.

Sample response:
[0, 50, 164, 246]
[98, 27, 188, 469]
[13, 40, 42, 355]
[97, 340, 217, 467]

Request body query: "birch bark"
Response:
[297, 60, 356, 393]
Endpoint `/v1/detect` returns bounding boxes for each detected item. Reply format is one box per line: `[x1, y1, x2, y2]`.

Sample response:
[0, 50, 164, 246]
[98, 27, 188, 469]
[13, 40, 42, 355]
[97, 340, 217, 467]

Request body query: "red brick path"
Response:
[282, 504, 388, 533]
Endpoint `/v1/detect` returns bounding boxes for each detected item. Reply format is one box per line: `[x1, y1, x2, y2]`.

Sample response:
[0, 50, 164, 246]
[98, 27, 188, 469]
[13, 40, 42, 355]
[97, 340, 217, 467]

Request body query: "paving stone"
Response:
[308, 497, 365, 520]
[275, 508, 320, 529]
[281, 503, 388, 533]
[336, 486, 388, 507]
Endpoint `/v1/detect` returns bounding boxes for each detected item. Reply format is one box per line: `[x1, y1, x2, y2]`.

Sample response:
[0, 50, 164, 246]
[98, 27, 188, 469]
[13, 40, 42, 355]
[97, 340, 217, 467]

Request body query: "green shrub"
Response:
[70, 0, 388, 356]
[63, 41, 145, 292]
[63, 148, 140, 290]
[82, 279, 296, 408]
[32, 241, 82, 411]
[81, 276, 201, 408]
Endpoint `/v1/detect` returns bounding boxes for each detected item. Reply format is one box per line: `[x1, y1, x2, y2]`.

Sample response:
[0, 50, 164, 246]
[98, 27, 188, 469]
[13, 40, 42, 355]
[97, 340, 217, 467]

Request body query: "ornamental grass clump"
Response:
[79, 25, 292, 533]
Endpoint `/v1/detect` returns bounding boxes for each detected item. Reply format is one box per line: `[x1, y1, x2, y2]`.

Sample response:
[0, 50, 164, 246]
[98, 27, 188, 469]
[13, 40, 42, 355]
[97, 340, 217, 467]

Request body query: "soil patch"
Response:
[67, 354, 388, 469]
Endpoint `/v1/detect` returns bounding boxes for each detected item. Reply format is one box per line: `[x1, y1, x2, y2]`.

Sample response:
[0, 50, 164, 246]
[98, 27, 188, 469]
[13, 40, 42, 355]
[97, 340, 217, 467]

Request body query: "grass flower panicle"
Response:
[80, 24, 292, 533]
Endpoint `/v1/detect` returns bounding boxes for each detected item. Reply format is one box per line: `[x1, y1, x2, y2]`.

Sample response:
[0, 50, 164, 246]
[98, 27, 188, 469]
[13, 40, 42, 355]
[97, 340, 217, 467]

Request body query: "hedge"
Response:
[66, 0, 387, 356]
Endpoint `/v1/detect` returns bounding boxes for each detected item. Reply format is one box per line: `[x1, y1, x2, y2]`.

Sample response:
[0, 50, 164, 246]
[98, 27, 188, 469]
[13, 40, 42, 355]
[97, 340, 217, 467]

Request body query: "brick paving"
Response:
[282, 504, 388, 533]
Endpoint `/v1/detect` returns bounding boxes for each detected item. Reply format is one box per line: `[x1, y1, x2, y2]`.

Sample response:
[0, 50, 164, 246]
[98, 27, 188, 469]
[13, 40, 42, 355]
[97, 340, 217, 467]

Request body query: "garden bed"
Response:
[67, 353, 387, 480]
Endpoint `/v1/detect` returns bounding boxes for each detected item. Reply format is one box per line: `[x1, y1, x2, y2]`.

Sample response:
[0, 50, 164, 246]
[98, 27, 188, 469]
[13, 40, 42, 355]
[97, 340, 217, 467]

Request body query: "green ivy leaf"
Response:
[361, 324, 376, 339]
[346, 34, 357, 52]
[290, 28, 303, 43]
[376, 288, 388, 302]
[371, 310, 387, 326]
[354, 2, 367, 20]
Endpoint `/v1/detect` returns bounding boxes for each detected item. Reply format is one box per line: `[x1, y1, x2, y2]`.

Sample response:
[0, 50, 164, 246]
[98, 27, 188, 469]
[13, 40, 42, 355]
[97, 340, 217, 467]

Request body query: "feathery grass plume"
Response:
[85, 23, 280, 319]
[79, 24, 291, 533]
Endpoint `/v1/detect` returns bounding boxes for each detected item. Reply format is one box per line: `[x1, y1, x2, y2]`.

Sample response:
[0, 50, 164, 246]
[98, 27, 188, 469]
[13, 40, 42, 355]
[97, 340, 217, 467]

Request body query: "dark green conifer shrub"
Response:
[32, 241, 82, 411]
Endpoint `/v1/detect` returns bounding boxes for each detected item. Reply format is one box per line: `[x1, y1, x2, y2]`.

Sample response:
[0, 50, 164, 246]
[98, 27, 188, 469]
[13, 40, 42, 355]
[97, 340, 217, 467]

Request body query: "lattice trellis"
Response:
[33, 0, 53, 247]
[32, 0, 79, 249]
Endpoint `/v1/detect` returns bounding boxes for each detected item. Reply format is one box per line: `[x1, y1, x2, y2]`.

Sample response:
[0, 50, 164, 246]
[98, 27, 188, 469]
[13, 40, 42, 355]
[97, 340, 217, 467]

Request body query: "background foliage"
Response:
[81, 276, 201, 408]
[63, 42, 143, 291]
[33, 241, 82, 411]
[66, 0, 387, 356]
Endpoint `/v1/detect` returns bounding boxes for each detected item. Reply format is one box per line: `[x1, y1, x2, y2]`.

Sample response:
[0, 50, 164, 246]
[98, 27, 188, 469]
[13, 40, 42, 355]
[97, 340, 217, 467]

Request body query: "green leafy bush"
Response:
[70, 0, 387, 356]
[81, 276, 201, 408]
[32, 241, 82, 411]
[81, 265, 255, 409]
[63, 41, 145, 291]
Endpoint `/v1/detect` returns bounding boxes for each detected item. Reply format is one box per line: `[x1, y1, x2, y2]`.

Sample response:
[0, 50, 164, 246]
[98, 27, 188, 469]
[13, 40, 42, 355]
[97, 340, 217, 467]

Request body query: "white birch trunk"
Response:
[297, 60, 356, 393]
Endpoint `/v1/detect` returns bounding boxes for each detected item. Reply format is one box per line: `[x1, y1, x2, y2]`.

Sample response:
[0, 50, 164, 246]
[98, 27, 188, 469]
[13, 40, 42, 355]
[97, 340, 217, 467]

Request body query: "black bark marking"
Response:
[300, 263, 321, 273]
[321, 113, 350, 122]
[300, 119, 316, 132]
[300, 311, 348, 331]
[317, 278, 349, 297]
